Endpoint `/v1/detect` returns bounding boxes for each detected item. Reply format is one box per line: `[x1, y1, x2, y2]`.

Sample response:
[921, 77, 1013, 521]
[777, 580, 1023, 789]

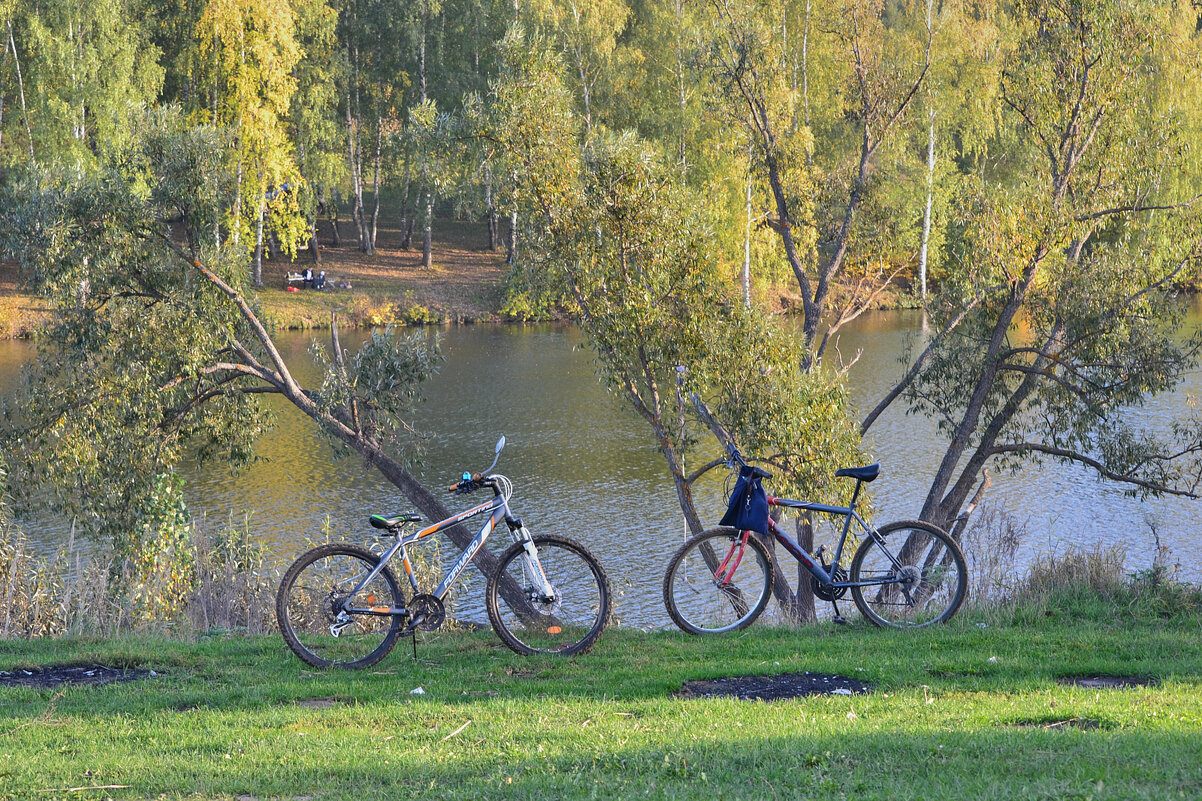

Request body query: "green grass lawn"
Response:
[2, 606, 1201, 800]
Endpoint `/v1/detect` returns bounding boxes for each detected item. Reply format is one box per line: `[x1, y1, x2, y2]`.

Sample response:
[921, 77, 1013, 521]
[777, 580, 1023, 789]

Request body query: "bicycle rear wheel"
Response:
[276, 543, 407, 669]
[487, 535, 611, 656]
[849, 520, 967, 628]
[663, 527, 774, 635]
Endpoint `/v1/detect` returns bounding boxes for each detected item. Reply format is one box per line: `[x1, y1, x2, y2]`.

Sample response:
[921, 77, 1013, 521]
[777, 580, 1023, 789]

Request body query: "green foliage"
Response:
[0, 0, 165, 168]
[907, 0, 1202, 523]
[490, 33, 860, 520]
[310, 324, 440, 451]
[0, 110, 437, 555]
[125, 472, 195, 626]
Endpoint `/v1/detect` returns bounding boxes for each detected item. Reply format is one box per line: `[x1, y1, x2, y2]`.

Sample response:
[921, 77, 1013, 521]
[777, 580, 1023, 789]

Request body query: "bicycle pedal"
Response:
[832, 615, 849, 626]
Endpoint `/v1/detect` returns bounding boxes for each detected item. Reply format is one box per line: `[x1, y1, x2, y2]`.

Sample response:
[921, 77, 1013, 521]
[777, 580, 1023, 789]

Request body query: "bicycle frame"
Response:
[340, 483, 552, 619]
[760, 489, 905, 591]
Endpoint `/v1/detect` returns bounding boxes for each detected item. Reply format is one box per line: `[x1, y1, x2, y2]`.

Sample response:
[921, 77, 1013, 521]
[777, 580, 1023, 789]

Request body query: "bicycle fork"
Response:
[714, 531, 752, 586]
[515, 526, 556, 601]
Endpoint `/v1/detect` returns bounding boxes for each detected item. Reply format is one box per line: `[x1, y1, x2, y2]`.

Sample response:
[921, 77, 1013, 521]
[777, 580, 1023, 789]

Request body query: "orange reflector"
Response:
[367, 593, 377, 604]
[546, 626, 563, 635]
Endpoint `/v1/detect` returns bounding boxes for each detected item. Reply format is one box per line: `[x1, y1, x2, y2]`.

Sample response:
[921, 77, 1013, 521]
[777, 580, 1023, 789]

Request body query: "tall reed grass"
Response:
[0, 514, 457, 639]
[0, 516, 277, 638]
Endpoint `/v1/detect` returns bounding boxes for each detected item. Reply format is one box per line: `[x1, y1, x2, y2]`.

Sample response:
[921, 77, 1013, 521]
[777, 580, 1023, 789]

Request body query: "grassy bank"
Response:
[2, 599, 1201, 800]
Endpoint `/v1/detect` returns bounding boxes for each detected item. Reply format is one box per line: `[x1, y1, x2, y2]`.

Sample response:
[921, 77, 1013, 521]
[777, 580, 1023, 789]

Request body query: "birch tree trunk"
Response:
[485, 165, 498, 251]
[253, 185, 265, 287]
[6, 20, 34, 163]
[918, 101, 935, 300]
[369, 114, 382, 254]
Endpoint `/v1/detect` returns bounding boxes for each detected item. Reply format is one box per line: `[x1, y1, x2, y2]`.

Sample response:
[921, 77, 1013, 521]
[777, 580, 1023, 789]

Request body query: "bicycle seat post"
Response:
[848, 478, 864, 510]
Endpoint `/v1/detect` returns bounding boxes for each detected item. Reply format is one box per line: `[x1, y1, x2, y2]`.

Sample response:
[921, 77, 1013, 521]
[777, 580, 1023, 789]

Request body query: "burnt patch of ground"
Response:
[1057, 675, 1158, 689]
[0, 664, 156, 688]
[678, 671, 871, 701]
[1008, 717, 1111, 731]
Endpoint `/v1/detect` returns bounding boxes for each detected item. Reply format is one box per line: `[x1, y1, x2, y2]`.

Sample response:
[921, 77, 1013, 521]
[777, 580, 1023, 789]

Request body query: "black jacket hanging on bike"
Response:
[719, 465, 770, 534]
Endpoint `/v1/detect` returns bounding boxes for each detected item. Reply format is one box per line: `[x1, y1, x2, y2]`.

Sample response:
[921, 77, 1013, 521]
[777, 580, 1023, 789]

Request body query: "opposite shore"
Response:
[0, 216, 907, 340]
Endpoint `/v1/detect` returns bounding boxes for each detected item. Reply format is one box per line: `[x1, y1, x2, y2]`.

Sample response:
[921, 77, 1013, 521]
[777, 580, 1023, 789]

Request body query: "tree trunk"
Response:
[328, 201, 342, 247]
[485, 165, 497, 251]
[918, 99, 935, 300]
[400, 157, 412, 250]
[507, 207, 518, 265]
[369, 114, 382, 253]
[6, 20, 34, 164]
[232, 156, 243, 250]
[345, 60, 368, 253]
[309, 218, 322, 267]
[0, 42, 6, 157]
[422, 186, 434, 269]
[793, 513, 816, 622]
[253, 190, 265, 287]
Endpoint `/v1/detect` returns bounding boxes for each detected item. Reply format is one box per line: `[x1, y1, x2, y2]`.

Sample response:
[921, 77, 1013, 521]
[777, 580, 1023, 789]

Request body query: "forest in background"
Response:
[0, 0, 1196, 302]
[4, 0, 1202, 630]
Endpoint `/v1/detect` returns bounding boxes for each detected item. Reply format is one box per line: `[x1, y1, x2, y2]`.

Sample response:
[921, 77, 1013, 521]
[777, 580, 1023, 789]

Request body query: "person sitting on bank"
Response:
[315, 270, 327, 290]
[302, 267, 313, 289]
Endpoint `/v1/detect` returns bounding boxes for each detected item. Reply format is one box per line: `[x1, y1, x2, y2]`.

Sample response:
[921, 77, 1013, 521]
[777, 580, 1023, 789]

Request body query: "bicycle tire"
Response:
[276, 543, 407, 669]
[849, 519, 968, 628]
[486, 535, 611, 656]
[663, 527, 774, 635]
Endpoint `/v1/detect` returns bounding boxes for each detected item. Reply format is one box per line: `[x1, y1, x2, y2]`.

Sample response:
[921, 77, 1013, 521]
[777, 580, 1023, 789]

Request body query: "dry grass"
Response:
[0, 517, 277, 638]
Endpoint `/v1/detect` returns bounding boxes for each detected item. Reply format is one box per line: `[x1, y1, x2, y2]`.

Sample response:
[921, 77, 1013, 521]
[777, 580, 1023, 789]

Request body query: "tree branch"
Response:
[860, 293, 983, 435]
[989, 442, 1200, 499]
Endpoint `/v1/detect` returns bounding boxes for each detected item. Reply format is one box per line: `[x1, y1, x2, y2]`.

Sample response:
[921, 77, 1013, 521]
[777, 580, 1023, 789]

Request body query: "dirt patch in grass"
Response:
[1057, 675, 1158, 689]
[295, 697, 344, 709]
[1009, 717, 1109, 731]
[0, 664, 155, 688]
[678, 671, 871, 701]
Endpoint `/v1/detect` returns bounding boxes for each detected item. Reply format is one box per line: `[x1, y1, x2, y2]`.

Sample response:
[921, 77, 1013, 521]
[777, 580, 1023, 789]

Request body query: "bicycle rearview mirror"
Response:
[483, 435, 506, 475]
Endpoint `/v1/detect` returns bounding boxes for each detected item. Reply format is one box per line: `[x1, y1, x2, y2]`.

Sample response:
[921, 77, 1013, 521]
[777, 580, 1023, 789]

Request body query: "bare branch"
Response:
[989, 442, 1201, 499]
[150, 229, 304, 398]
[860, 294, 983, 435]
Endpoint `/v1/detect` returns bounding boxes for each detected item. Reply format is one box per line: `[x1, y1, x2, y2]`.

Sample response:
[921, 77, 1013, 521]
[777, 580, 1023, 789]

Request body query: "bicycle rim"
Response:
[664, 528, 773, 635]
[850, 521, 967, 628]
[277, 544, 405, 668]
[487, 536, 611, 655]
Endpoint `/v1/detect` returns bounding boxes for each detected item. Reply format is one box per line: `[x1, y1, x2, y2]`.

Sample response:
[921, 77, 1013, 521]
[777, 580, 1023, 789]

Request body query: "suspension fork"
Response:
[507, 514, 555, 599]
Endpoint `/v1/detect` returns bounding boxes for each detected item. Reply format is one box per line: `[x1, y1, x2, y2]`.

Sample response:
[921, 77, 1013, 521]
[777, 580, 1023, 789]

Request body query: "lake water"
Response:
[2, 310, 1201, 628]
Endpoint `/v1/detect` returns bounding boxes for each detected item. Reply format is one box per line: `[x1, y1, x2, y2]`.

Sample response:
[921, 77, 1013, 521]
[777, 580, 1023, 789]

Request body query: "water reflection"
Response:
[2, 310, 1201, 628]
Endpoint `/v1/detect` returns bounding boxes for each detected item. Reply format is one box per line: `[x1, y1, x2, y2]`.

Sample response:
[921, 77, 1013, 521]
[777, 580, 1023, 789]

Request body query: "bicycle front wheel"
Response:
[850, 520, 967, 628]
[276, 543, 407, 669]
[663, 527, 774, 635]
[487, 536, 611, 656]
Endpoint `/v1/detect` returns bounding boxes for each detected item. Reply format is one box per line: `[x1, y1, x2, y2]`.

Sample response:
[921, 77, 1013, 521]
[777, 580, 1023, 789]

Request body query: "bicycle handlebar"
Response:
[448, 472, 486, 493]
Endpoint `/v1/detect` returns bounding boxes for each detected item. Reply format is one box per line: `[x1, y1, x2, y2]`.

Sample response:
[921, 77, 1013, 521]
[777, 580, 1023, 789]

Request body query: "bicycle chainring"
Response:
[813, 565, 849, 602]
[409, 593, 445, 632]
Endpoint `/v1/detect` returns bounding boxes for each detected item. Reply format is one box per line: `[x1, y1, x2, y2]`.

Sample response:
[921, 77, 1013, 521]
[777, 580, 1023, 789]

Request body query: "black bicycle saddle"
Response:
[834, 463, 881, 482]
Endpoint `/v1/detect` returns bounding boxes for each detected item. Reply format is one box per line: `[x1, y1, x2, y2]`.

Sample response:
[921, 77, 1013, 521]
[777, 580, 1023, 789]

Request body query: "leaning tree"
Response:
[486, 29, 863, 622]
[0, 107, 527, 604]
